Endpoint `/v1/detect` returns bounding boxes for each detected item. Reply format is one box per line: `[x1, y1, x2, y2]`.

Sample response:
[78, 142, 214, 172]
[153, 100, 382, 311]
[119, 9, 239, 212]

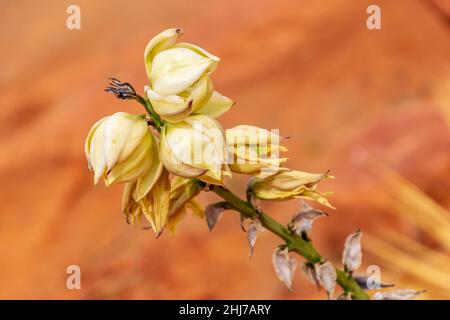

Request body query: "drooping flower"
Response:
[166, 176, 204, 235]
[160, 114, 230, 184]
[122, 173, 204, 236]
[85, 112, 156, 186]
[226, 125, 288, 174]
[248, 169, 334, 208]
[144, 28, 234, 122]
[122, 168, 170, 234]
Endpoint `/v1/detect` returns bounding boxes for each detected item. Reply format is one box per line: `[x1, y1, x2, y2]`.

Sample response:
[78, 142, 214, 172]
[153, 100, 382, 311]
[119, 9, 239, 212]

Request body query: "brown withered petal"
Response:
[290, 201, 328, 236]
[342, 229, 363, 272]
[247, 223, 258, 257]
[272, 248, 297, 291]
[315, 261, 337, 299]
[205, 203, 225, 231]
[373, 289, 426, 300]
[247, 220, 263, 257]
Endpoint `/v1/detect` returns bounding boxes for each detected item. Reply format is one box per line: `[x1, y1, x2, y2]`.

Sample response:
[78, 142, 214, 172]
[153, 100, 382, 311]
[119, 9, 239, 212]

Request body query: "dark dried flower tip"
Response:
[105, 78, 138, 100]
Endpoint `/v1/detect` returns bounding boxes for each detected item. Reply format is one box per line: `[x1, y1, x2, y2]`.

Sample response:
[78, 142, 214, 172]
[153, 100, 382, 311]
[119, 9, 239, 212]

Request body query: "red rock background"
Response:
[0, 0, 449, 299]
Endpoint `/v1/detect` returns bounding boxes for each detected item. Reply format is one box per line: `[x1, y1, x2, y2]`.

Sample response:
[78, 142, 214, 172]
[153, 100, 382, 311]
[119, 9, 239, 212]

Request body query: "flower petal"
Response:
[89, 121, 107, 184]
[196, 91, 234, 118]
[160, 125, 208, 178]
[146, 87, 193, 123]
[150, 47, 214, 96]
[85, 116, 108, 170]
[105, 132, 153, 186]
[134, 134, 164, 201]
[102, 112, 148, 171]
[186, 75, 214, 113]
[172, 42, 220, 73]
[144, 28, 183, 79]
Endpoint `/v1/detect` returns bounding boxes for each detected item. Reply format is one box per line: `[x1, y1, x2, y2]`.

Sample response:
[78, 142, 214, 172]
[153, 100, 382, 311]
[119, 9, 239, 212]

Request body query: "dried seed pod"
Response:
[272, 248, 297, 291]
[301, 263, 320, 289]
[290, 201, 328, 237]
[373, 289, 425, 300]
[247, 220, 263, 257]
[342, 229, 363, 272]
[315, 261, 337, 299]
[205, 203, 225, 231]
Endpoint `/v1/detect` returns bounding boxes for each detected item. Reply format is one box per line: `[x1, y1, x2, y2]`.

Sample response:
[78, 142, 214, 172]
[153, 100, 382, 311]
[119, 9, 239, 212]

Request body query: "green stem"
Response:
[209, 184, 369, 300]
[137, 96, 164, 131]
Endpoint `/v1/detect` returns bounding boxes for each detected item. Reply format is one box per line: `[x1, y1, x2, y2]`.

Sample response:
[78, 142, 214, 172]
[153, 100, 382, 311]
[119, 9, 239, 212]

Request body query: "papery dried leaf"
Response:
[373, 289, 425, 300]
[353, 274, 394, 290]
[315, 261, 337, 299]
[272, 248, 297, 291]
[301, 263, 320, 289]
[342, 229, 363, 272]
[247, 223, 258, 257]
[247, 220, 263, 257]
[290, 202, 328, 236]
[205, 203, 225, 231]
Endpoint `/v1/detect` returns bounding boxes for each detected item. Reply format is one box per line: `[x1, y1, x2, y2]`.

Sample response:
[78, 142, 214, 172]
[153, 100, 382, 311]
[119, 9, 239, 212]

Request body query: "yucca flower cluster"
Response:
[85, 28, 331, 235]
[84, 29, 423, 300]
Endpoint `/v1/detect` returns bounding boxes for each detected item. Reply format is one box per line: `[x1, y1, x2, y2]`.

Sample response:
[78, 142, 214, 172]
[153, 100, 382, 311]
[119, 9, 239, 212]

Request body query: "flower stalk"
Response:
[112, 81, 370, 300]
[206, 183, 370, 300]
[136, 95, 164, 131]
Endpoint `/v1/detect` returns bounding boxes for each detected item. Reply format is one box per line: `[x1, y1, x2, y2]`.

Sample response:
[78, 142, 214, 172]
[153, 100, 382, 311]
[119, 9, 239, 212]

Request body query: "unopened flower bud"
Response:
[248, 170, 334, 208]
[226, 125, 288, 174]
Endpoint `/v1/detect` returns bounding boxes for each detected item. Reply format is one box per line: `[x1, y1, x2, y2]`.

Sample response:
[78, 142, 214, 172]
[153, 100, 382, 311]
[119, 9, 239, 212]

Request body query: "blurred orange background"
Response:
[0, 0, 449, 299]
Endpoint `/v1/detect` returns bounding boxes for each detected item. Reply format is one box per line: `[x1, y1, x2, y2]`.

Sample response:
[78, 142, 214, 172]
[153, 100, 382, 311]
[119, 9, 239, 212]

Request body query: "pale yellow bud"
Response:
[85, 112, 155, 186]
[249, 170, 334, 208]
[226, 125, 288, 174]
[160, 114, 230, 184]
[144, 29, 234, 123]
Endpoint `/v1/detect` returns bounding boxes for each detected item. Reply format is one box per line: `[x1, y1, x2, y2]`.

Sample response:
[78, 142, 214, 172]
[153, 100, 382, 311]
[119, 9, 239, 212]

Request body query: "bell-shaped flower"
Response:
[248, 170, 334, 208]
[85, 112, 156, 186]
[226, 125, 288, 174]
[144, 28, 234, 122]
[122, 168, 171, 235]
[160, 114, 230, 184]
[123, 175, 204, 236]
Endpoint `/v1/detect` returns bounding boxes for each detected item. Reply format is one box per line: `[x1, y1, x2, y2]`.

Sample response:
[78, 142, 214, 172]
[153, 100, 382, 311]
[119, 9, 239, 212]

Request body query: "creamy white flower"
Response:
[144, 28, 234, 122]
[160, 114, 230, 184]
[249, 169, 334, 208]
[85, 112, 156, 186]
[226, 125, 288, 174]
